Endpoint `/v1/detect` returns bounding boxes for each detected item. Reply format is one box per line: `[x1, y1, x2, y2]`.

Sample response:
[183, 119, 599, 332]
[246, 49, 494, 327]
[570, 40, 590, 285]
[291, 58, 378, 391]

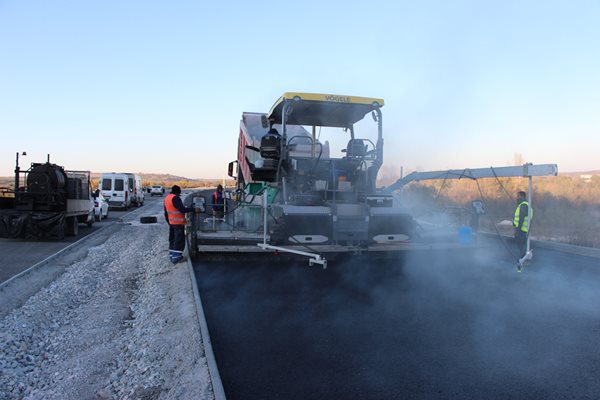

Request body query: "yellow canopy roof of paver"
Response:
[267, 92, 385, 128]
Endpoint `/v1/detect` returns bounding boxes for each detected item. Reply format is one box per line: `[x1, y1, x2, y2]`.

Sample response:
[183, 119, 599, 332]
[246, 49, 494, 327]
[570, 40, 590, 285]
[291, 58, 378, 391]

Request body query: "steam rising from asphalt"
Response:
[197, 243, 600, 397]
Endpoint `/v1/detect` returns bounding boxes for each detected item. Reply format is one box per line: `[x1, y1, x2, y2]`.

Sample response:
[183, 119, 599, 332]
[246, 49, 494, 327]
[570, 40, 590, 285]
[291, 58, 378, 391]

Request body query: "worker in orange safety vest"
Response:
[164, 185, 195, 264]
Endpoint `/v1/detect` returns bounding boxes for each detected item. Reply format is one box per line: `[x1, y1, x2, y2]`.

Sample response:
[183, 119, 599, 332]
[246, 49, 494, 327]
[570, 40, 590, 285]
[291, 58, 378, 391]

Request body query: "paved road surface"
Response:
[194, 243, 600, 400]
[0, 198, 160, 284]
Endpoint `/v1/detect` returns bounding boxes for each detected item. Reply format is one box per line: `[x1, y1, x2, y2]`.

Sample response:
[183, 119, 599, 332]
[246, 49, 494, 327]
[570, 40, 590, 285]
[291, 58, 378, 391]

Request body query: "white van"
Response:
[99, 173, 132, 209]
[126, 173, 144, 207]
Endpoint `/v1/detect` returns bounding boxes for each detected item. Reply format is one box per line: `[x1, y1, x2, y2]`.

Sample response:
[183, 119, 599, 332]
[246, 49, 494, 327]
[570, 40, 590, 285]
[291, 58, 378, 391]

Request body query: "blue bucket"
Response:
[458, 226, 473, 244]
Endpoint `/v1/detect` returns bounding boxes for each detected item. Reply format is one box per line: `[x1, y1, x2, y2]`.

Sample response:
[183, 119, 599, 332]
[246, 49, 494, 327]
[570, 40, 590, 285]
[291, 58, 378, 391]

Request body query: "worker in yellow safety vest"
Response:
[164, 185, 195, 264]
[513, 191, 533, 266]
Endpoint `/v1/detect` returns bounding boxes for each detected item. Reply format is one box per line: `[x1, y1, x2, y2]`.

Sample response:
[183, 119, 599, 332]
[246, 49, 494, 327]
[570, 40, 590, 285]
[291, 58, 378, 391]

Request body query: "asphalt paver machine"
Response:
[189, 93, 558, 268]
[189, 93, 418, 267]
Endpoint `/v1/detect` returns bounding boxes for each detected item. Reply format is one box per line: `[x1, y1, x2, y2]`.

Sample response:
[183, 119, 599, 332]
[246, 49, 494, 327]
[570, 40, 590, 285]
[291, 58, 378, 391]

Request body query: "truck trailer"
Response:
[0, 156, 94, 239]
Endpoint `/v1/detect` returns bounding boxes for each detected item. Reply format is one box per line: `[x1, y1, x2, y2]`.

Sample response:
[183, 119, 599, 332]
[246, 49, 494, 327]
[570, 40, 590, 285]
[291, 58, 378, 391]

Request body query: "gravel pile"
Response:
[0, 204, 213, 399]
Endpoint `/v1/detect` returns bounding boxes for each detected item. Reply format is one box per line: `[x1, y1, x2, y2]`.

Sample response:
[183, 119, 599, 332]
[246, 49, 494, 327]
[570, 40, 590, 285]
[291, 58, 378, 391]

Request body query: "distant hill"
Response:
[90, 173, 235, 189]
[0, 176, 13, 190]
[0, 173, 235, 190]
[89, 172, 218, 182]
[559, 170, 600, 177]
[2, 168, 598, 191]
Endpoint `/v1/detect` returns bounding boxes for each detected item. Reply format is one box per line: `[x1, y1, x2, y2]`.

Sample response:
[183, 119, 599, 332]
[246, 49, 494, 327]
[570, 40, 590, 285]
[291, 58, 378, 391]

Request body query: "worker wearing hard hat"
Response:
[164, 185, 195, 264]
[513, 191, 533, 271]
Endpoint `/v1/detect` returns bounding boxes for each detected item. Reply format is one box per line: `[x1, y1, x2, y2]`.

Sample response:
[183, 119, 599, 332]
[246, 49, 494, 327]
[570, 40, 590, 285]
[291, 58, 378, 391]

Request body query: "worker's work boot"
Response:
[518, 250, 533, 269]
[516, 250, 534, 272]
[172, 256, 186, 264]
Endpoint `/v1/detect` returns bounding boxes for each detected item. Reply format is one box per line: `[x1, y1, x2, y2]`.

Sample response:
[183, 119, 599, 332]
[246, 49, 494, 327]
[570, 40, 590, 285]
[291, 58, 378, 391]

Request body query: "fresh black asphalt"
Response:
[194, 244, 600, 400]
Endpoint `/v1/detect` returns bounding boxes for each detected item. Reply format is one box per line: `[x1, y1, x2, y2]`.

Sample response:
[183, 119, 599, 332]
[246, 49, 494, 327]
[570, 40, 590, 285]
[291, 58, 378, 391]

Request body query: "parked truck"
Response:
[0, 156, 94, 239]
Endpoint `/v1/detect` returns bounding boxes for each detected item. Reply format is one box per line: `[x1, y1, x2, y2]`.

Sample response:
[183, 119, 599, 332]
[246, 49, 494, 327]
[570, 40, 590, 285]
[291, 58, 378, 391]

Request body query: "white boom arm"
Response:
[385, 163, 558, 268]
[384, 163, 558, 192]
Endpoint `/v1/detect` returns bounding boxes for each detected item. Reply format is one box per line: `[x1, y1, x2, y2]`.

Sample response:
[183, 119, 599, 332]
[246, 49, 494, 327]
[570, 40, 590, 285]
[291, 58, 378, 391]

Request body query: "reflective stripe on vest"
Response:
[513, 201, 533, 232]
[164, 193, 185, 225]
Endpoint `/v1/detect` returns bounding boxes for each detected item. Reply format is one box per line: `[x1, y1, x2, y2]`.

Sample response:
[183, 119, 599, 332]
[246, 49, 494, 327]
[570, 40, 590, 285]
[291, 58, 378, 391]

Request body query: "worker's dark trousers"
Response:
[168, 224, 185, 263]
[515, 229, 528, 259]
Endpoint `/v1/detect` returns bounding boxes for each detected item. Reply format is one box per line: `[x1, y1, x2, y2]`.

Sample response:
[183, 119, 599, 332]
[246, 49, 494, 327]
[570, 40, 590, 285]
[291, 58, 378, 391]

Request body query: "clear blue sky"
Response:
[1, 0, 599, 179]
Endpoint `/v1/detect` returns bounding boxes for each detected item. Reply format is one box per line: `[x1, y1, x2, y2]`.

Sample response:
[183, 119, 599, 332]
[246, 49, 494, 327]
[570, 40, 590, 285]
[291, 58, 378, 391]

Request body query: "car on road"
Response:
[83, 195, 95, 227]
[150, 185, 165, 196]
[93, 192, 110, 221]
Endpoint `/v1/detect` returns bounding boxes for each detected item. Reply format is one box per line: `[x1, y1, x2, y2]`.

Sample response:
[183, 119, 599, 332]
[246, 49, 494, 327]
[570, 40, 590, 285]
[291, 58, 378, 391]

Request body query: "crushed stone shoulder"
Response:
[0, 207, 213, 400]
